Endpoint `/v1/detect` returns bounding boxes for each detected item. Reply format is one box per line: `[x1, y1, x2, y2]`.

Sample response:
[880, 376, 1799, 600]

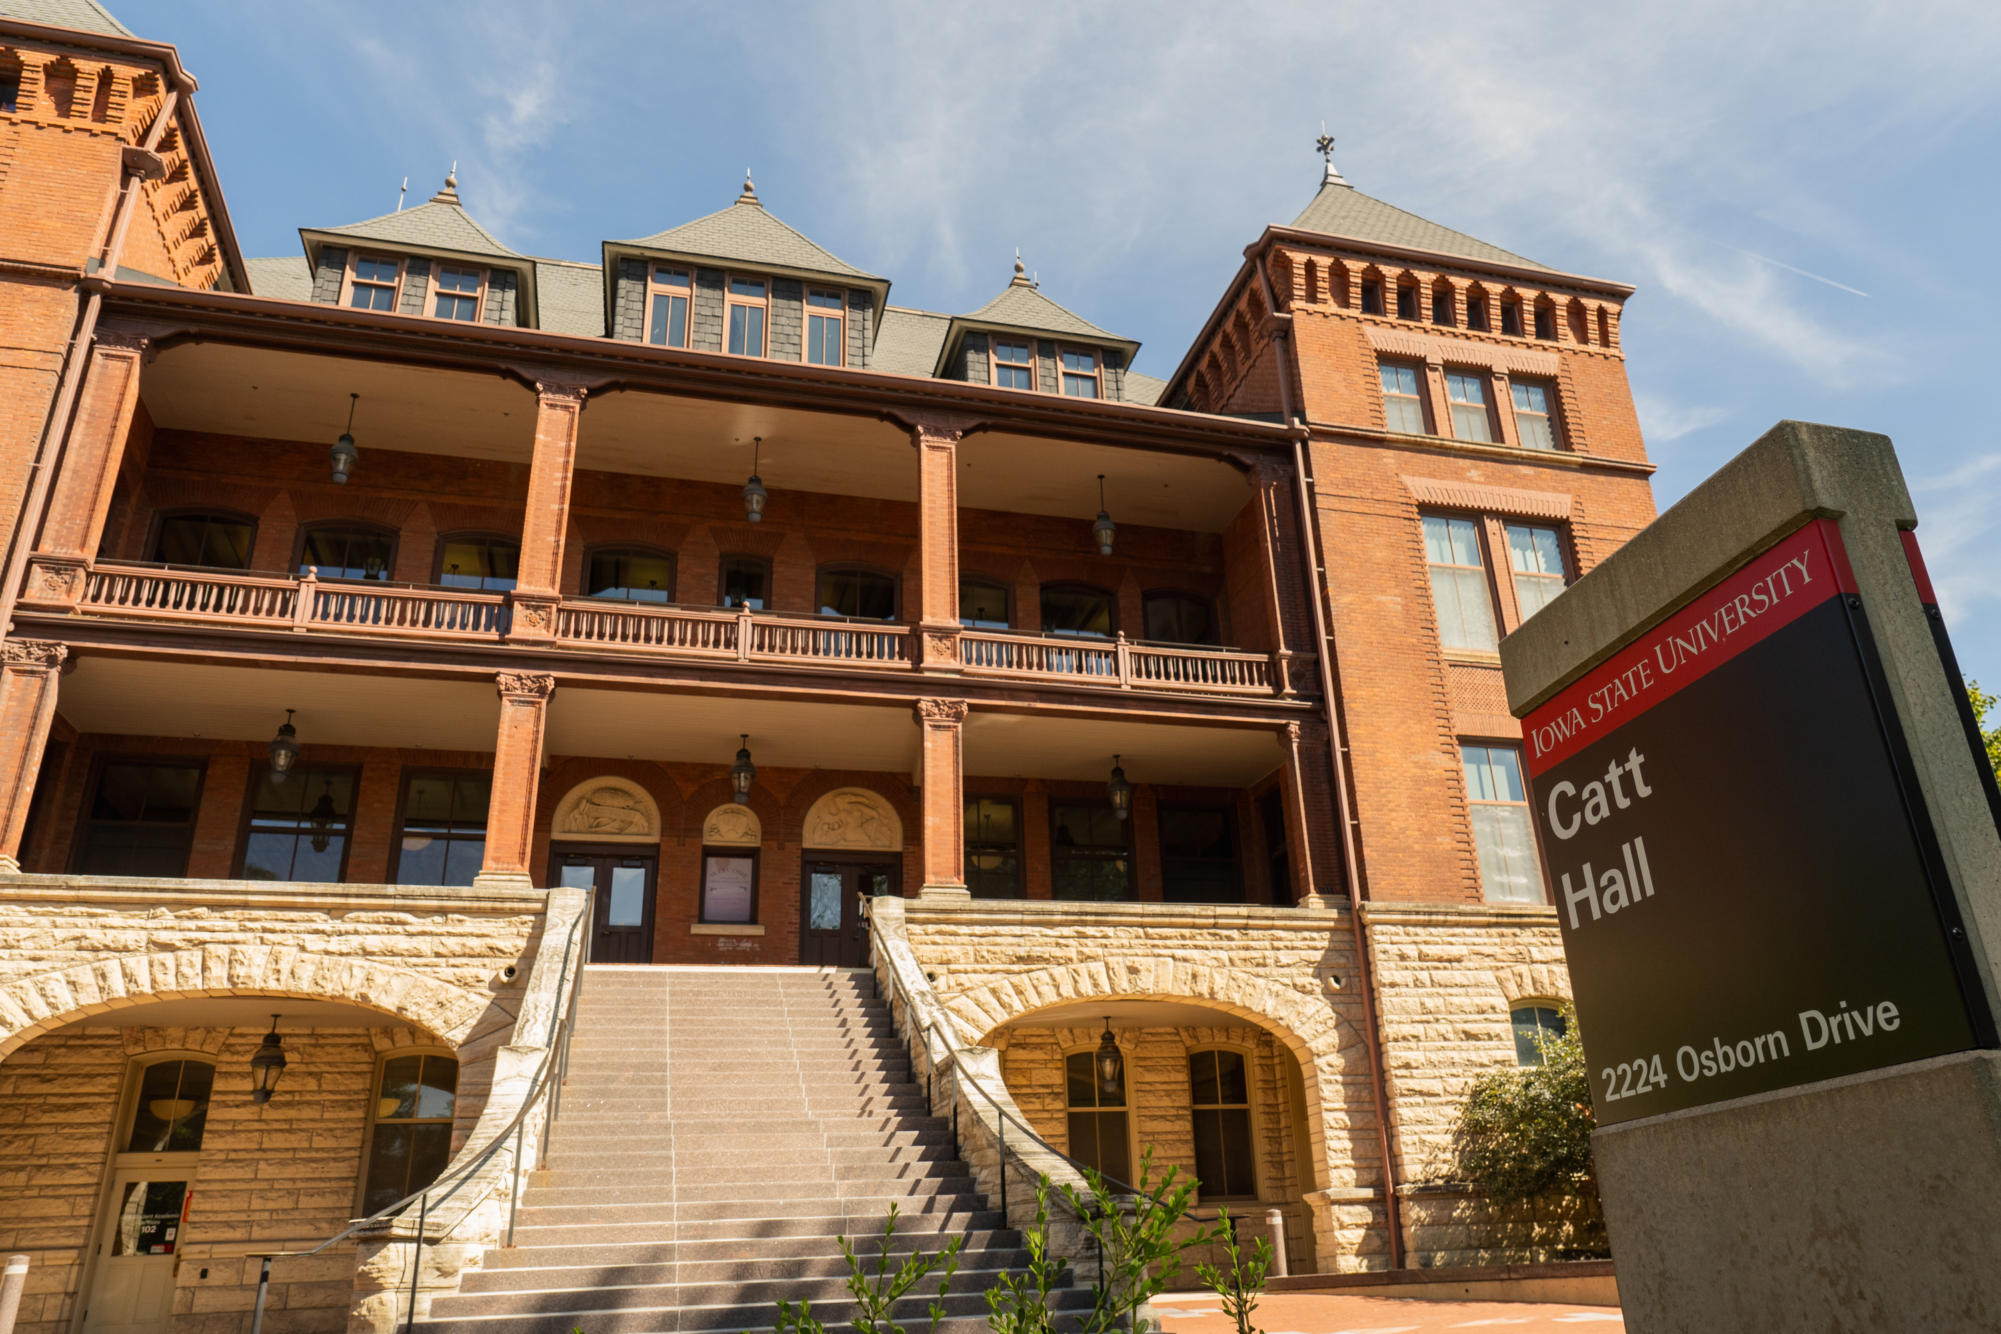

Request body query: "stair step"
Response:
[506, 1209, 1005, 1248]
[471, 1236, 1026, 1280]
[433, 1268, 1070, 1319]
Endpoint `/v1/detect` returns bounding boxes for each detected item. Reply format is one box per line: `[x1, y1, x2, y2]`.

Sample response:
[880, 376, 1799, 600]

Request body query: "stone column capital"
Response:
[2, 639, 68, 671]
[534, 380, 591, 405]
[891, 410, 982, 446]
[92, 328, 151, 355]
[495, 671, 556, 701]
[914, 698, 969, 727]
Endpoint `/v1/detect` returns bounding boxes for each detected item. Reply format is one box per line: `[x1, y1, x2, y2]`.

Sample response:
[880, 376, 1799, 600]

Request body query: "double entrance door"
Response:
[801, 856, 898, 967]
[552, 847, 657, 964]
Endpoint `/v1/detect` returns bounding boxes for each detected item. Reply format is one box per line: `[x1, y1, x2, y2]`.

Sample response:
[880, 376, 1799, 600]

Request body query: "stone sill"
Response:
[0, 872, 550, 914]
[1360, 901, 1560, 929]
[690, 923, 765, 936]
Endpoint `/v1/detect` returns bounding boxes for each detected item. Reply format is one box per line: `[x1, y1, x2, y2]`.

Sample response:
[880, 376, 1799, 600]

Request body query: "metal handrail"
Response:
[243, 890, 593, 1334]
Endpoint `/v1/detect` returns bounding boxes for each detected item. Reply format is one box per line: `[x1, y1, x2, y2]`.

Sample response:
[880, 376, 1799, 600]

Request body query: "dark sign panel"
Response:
[1522, 519, 1989, 1125]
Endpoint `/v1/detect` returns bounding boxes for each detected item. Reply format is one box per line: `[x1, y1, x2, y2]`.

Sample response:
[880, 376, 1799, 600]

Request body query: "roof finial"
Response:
[1315, 124, 1345, 186]
[1011, 248, 1030, 286]
[740, 168, 760, 206]
[430, 163, 460, 205]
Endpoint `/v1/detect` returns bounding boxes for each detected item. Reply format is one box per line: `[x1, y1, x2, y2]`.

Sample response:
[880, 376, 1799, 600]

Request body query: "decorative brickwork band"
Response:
[482, 672, 555, 882]
[915, 697, 969, 897]
[0, 641, 70, 871]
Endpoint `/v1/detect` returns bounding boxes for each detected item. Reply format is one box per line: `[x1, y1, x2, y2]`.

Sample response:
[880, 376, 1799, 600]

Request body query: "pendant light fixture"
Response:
[268, 709, 300, 783]
[1094, 1017, 1124, 1100]
[309, 776, 337, 854]
[1107, 754, 1132, 820]
[1092, 474, 1116, 557]
[249, 1014, 288, 1104]
[730, 734, 757, 802]
[742, 436, 768, 523]
[330, 393, 360, 485]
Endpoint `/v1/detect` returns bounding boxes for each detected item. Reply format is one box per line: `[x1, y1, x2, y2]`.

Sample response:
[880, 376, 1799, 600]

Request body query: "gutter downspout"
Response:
[1254, 247, 1405, 1270]
[0, 88, 178, 645]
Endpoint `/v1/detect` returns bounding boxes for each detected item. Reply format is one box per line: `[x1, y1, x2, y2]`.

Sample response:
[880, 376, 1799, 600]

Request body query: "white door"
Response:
[82, 1168, 192, 1334]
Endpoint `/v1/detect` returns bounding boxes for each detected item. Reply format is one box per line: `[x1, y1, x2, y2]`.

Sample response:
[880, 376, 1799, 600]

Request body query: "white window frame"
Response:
[1422, 513, 1500, 653]
[1444, 369, 1494, 443]
[1379, 361, 1428, 435]
[1511, 379, 1561, 451]
[1462, 743, 1545, 904]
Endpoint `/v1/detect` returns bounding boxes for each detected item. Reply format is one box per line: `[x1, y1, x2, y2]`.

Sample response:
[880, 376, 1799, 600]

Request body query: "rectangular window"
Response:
[1379, 363, 1427, 435]
[1050, 802, 1132, 901]
[238, 764, 357, 883]
[959, 578, 1011, 629]
[394, 771, 491, 887]
[1396, 285, 1418, 320]
[1534, 305, 1556, 340]
[348, 255, 400, 311]
[1066, 1050, 1132, 1185]
[1511, 379, 1560, 450]
[727, 276, 767, 356]
[1158, 805, 1242, 904]
[431, 265, 483, 321]
[76, 759, 205, 878]
[701, 851, 758, 923]
[647, 266, 692, 348]
[1501, 302, 1523, 336]
[1466, 294, 1488, 330]
[806, 289, 845, 366]
[1431, 288, 1454, 326]
[1422, 515, 1499, 652]
[1188, 1049, 1256, 1199]
[719, 556, 769, 610]
[1462, 744, 1544, 903]
[992, 339, 1035, 390]
[1444, 370, 1493, 443]
[1060, 347, 1101, 399]
[362, 1053, 457, 1214]
[1360, 280, 1383, 315]
[1507, 523, 1568, 621]
[964, 796, 1022, 899]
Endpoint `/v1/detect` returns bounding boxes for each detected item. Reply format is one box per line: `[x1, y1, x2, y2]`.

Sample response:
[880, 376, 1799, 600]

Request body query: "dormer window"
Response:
[992, 339, 1035, 390]
[648, 266, 691, 347]
[727, 276, 767, 357]
[1060, 347, 1101, 399]
[806, 289, 845, 366]
[432, 265, 484, 321]
[348, 255, 401, 311]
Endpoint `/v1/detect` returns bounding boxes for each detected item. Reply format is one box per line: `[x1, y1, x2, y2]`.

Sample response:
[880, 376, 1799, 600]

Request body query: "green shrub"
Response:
[1450, 1012, 1596, 1203]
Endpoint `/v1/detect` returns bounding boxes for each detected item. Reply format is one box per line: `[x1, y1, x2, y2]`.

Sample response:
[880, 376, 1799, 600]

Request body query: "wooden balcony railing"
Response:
[69, 562, 1280, 697]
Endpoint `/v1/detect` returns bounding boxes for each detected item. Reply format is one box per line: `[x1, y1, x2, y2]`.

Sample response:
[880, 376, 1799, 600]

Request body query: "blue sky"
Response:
[119, 0, 2001, 690]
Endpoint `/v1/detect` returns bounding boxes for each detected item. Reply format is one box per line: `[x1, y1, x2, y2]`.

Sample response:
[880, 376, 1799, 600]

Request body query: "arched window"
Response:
[126, 1058, 215, 1153]
[0, 52, 22, 114]
[436, 534, 519, 591]
[151, 510, 257, 570]
[1065, 1048, 1131, 1185]
[1040, 583, 1115, 639]
[586, 547, 675, 603]
[1510, 1003, 1569, 1066]
[360, 1051, 459, 1213]
[816, 565, 897, 620]
[1188, 1049, 1255, 1200]
[298, 523, 396, 582]
[958, 576, 1011, 629]
[1141, 591, 1218, 646]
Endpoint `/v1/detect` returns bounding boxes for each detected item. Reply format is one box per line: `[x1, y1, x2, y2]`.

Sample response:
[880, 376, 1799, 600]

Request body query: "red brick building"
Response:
[0, 4, 1654, 1330]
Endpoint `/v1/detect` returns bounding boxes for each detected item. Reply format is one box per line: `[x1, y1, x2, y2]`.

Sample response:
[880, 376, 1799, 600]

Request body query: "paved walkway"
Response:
[1153, 1290, 1624, 1333]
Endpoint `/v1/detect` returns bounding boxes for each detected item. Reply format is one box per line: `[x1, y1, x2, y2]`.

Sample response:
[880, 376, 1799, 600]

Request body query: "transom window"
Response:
[1511, 1003, 1569, 1067]
[816, 566, 896, 620]
[1050, 801, 1131, 901]
[77, 759, 204, 878]
[1060, 347, 1101, 399]
[1188, 1049, 1255, 1200]
[1444, 370, 1493, 443]
[361, 1053, 458, 1213]
[587, 548, 675, 603]
[1422, 515, 1499, 652]
[432, 266, 483, 321]
[1158, 805, 1242, 903]
[349, 255, 400, 311]
[1511, 380, 1560, 450]
[719, 555, 770, 610]
[727, 276, 767, 357]
[647, 266, 692, 348]
[1040, 584, 1115, 639]
[437, 535, 519, 591]
[239, 763, 357, 883]
[964, 796, 1022, 899]
[1506, 524, 1568, 621]
[959, 577, 1011, 629]
[992, 339, 1034, 390]
[806, 289, 845, 366]
[394, 771, 491, 887]
[1379, 362, 1427, 435]
[127, 1059, 215, 1152]
[1142, 591, 1217, 646]
[299, 525, 395, 582]
[151, 511, 255, 569]
[1065, 1049, 1131, 1185]
[1463, 744, 1543, 904]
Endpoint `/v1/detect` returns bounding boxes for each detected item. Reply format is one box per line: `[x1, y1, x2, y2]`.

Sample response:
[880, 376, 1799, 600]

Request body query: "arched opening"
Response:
[43, 57, 76, 118]
[89, 65, 114, 123]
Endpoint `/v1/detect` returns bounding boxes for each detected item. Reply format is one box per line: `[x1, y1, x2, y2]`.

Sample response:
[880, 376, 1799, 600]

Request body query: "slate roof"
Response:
[1122, 371, 1166, 407]
[0, 0, 131, 35]
[963, 276, 1123, 342]
[618, 182, 881, 283]
[534, 259, 606, 338]
[243, 255, 312, 301]
[872, 307, 952, 377]
[309, 179, 522, 262]
[1289, 173, 1549, 271]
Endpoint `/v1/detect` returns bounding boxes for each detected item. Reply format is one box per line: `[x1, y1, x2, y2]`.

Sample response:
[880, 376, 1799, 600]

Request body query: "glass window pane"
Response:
[1432, 568, 1499, 650]
[720, 559, 767, 609]
[558, 864, 594, 890]
[588, 549, 674, 603]
[818, 568, 895, 620]
[1216, 1050, 1248, 1103]
[808, 871, 842, 930]
[415, 1054, 457, 1119]
[127, 1060, 213, 1152]
[730, 278, 765, 297]
[607, 865, 645, 926]
[1041, 587, 1114, 638]
[1066, 1052, 1097, 1109]
[1189, 1051, 1219, 1105]
[959, 579, 1009, 628]
[110, 1179, 189, 1255]
[396, 837, 445, 886]
[669, 296, 688, 347]
[441, 838, 484, 887]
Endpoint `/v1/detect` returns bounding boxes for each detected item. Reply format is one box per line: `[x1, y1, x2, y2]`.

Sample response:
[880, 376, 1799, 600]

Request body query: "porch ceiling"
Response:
[1002, 998, 1271, 1030]
[545, 688, 920, 773]
[957, 432, 1251, 533]
[52, 996, 394, 1030]
[962, 712, 1280, 786]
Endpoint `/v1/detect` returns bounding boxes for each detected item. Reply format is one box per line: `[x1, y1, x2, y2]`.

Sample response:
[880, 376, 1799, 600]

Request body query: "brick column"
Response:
[910, 421, 963, 671]
[476, 671, 555, 890]
[507, 383, 586, 646]
[914, 698, 969, 901]
[0, 640, 68, 872]
[21, 334, 145, 611]
[1490, 369, 1521, 449]
[1421, 357, 1450, 441]
[1280, 719, 1339, 910]
[1250, 458, 1300, 695]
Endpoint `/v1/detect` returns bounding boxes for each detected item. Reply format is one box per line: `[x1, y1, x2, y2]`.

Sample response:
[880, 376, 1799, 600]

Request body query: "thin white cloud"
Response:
[1910, 454, 2001, 625]
[1633, 394, 1731, 444]
[1725, 245, 1869, 298]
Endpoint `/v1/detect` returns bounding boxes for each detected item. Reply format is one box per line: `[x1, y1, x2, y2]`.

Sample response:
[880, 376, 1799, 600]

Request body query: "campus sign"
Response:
[1521, 518, 1989, 1125]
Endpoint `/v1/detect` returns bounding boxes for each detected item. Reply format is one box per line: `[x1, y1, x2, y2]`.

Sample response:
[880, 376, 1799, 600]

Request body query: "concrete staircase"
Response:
[418, 965, 1084, 1334]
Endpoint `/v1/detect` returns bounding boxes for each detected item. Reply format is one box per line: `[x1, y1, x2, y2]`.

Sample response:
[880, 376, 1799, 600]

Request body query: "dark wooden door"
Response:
[551, 847, 657, 964]
[800, 858, 898, 966]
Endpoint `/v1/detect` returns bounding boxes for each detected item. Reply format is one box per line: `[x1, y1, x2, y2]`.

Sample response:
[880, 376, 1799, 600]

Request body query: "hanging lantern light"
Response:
[330, 393, 360, 485]
[249, 1014, 288, 1105]
[309, 777, 337, 854]
[1107, 754, 1132, 821]
[1094, 1017, 1124, 1100]
[742, 436, 768, 523]
[268, 709, 300, 783]
[730, 734, 756, 802]
[1092, 474, 1116, 557]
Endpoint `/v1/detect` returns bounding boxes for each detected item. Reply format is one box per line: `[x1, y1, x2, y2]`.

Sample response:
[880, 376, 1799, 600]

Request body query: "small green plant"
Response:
[1451, 1010, 1595, 1204]
[1060, 1149, 1224, 1334]
[983, 1175, 1070, 1334]
[770, 1203, 965, 1334]
[1968, 679, 2001, 778]
[1194, 1208, 1272, 1334]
